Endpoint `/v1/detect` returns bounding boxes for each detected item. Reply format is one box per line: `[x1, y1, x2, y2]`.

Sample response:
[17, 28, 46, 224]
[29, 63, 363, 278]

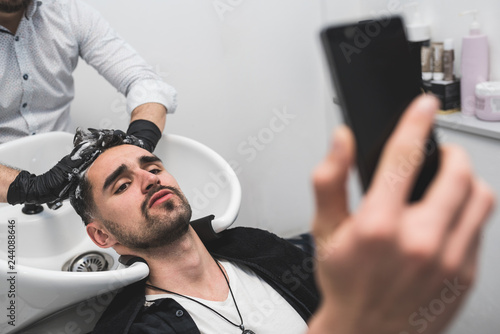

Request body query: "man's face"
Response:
[86, 144, 192, 251]
[0, 0, 30, 13]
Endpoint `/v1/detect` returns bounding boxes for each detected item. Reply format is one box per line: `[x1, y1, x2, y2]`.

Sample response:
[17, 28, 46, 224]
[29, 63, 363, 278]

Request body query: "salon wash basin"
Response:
[0, 131, 241, 333]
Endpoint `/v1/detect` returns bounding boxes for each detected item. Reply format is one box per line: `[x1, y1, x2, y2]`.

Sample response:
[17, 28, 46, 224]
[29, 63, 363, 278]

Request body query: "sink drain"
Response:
[63, 252, 114, 272]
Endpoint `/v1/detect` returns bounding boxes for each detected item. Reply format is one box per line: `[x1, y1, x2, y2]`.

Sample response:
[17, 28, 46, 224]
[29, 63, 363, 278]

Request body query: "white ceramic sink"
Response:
[0, 131, 241, 333]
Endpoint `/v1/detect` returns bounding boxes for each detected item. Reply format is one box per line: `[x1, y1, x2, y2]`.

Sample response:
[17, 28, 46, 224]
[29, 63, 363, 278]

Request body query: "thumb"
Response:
[312, 125, 354, 237]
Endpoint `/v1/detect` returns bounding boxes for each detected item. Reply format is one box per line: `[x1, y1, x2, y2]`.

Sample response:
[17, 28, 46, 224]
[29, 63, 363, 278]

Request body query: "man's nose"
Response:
[142, 170, 160, 193]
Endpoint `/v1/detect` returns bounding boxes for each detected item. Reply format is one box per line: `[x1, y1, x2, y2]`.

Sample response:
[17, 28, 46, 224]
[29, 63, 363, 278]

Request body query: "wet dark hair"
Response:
[70, 174, 95, 226]
[68, 129, 144, 225]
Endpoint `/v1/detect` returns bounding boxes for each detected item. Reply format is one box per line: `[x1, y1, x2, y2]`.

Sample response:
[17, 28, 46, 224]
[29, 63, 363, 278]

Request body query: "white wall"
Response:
[71, 0, 328, 237]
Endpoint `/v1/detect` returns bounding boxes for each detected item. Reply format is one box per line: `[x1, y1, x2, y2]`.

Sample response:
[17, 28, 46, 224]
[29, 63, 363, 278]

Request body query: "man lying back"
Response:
[60, 95, 494, 334]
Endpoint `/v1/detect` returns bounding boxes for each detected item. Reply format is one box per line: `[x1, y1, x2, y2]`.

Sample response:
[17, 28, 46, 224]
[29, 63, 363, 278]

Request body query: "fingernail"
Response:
[332, 126, 347, 154]
[418, 94, 440, 114]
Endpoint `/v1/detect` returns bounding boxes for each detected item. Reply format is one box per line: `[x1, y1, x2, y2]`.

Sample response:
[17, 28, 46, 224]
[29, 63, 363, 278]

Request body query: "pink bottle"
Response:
[460, 10, 489, 116]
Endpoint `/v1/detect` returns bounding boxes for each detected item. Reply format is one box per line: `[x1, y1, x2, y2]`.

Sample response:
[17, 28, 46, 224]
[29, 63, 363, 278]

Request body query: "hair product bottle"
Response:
[432, 42, 444, 80]
[404, 2, 431, 86]
[442, 38, 455, 81]
[475, 82, 500, 121]
[421, 45, 433, 81]
[460, 10, 489, 116]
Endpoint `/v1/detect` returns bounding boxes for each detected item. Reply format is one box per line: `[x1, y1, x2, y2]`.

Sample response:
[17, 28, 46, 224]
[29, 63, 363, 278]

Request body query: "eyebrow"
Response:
[102, 155, 163, 192]
[102, 164, 128, 192]
[140, 155, 162, 165]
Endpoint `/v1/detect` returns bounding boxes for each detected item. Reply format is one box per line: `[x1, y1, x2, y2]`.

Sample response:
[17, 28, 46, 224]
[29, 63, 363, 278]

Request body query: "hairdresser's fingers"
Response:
[367, 94, 439, 209]
[312, 126, 354, 237]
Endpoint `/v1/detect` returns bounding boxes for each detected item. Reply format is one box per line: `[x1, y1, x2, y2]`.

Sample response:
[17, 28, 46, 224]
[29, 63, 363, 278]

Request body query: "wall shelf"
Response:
[435, 112, 500, 141]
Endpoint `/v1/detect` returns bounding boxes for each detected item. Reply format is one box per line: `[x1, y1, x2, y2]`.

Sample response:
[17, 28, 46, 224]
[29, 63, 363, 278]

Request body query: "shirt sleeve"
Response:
[66, 0, 177, 114]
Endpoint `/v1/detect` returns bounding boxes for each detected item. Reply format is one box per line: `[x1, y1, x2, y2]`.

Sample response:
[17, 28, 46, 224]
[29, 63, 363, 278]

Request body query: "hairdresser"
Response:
[0, 0, 177, 205]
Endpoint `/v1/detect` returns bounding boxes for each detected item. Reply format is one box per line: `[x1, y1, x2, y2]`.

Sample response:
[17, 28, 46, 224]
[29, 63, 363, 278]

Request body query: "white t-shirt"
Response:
[145, 260, 308, 334]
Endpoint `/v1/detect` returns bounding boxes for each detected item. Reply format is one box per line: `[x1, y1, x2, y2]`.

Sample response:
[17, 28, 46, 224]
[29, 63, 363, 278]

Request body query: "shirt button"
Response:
[23, 74, 29, 80]
[22, 103, 27, 108]
[14, 36, 19, 41]
[175, 310, 184, 317]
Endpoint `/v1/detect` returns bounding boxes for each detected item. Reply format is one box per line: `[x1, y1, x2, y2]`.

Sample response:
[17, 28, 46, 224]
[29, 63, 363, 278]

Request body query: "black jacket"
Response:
[91, 227, 319, 333]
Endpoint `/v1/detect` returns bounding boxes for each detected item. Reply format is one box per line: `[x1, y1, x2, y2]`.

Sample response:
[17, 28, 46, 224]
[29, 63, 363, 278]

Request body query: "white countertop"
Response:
[435, 112, 500, 140]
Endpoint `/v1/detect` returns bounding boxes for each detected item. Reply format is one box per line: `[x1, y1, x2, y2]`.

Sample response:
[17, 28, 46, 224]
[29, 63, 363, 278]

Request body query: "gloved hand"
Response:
[126, 119, 162, 152]
[7, 141, 100, 205]
[7, 129, 144, 205]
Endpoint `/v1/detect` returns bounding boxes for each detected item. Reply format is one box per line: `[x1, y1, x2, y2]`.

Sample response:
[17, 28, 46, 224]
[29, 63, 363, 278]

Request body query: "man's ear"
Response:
[86, 222, 118, 248]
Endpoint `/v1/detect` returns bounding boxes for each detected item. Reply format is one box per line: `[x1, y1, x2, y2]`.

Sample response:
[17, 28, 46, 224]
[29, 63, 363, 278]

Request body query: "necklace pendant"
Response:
[240, 325, 255, 334]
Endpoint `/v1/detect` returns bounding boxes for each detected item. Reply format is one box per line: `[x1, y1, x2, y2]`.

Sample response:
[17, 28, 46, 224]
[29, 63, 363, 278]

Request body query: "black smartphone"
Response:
[320, 16, 439, 202]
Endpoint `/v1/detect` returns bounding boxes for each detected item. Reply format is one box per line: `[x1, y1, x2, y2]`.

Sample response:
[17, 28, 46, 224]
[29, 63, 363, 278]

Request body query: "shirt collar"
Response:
[25, 0, 42, 19]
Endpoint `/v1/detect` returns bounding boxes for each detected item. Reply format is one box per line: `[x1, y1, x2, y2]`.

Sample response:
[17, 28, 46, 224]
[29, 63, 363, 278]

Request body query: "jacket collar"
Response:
[92, 227, 319, 334]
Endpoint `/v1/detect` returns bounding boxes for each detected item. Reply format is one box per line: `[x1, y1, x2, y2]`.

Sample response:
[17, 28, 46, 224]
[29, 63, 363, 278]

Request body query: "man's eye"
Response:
[115, 183, 129, 194]
[149, 168, 161, 175]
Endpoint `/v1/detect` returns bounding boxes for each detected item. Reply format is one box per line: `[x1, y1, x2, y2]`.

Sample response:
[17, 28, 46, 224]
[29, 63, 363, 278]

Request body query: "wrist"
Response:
[308, 302, 359, 334]
[0, 165, 21, 203]
[7, 170, 33, 205]
[126, 119, 162, 152]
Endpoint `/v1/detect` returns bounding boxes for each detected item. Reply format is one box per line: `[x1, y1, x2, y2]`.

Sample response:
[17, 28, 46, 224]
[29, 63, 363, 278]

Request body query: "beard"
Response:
[0, 0, 31, 13]
[104, 185, 192, 250]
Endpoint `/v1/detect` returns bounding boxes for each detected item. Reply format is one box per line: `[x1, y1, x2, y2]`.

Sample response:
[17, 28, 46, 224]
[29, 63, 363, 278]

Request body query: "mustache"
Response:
[0, 0, 30, 13]
[141, 184, 183, 215]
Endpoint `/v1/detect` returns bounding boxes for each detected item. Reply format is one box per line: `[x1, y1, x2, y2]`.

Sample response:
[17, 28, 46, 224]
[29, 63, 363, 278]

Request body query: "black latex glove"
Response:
[7, 141, 100, 205]
[7, 129, 143, 205]
[126, 119, 162, 153]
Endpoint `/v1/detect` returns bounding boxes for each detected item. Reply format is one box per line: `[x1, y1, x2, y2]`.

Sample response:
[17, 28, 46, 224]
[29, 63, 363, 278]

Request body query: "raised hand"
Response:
[308, 95, 495, 334]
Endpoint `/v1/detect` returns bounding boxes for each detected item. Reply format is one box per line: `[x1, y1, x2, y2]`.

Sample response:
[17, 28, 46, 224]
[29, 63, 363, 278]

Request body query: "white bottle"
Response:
[404, 3, 431, 81]
[460, 10, 489, 116]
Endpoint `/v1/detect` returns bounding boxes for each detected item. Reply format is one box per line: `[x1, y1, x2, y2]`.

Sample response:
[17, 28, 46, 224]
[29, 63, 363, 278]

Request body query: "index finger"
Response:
[366, 94, 439, 208]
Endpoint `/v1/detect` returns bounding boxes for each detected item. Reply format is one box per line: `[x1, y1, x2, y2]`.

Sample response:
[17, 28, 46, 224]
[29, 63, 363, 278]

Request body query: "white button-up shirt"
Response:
[0, 0, 177, 144]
